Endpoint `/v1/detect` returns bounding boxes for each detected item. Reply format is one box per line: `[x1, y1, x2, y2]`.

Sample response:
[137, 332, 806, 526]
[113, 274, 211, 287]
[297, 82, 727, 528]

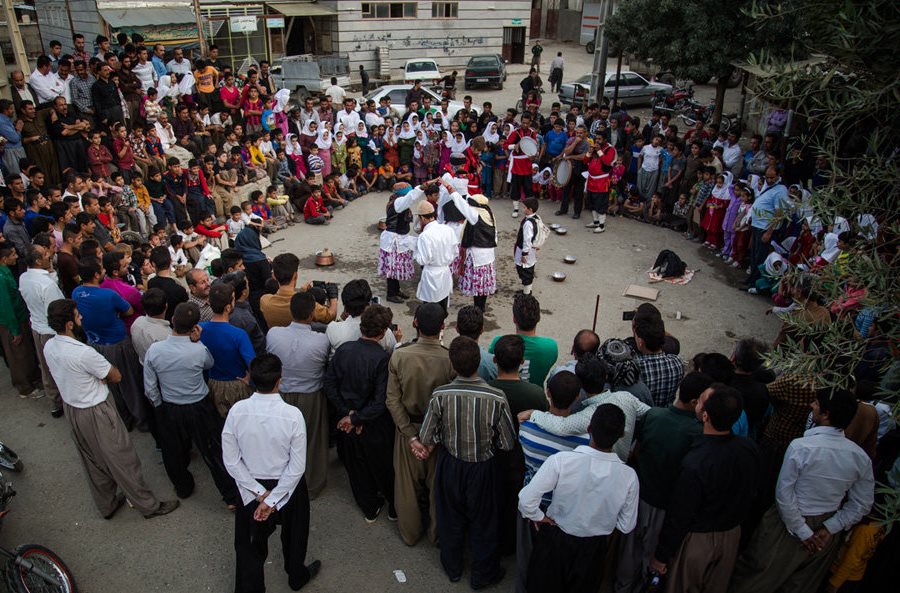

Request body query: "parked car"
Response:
[270, 54, 351, 101]
[558, 71, 672, 107]
[463, 54, 507, 90]
[360, 85, 480, 120]
[404, 59, 441, 84]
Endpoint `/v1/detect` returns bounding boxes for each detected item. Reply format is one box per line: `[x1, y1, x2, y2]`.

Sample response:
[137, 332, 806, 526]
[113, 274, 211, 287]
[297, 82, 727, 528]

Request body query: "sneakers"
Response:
[365, 504, 384, 524]
[723, 257, 733, 264]
[747, 287, 759, 295]
[593, 225, 605, 234]
[144, 499, 180, 519]
[387, 505, 398, 521]
[51, 407, 64, 418]
[512, 210, 519, 218]
[386, 295, 405, 304]
[20, 388, 45, 399]
[585, 221, 599, 228]
[732, 261, 741, 268]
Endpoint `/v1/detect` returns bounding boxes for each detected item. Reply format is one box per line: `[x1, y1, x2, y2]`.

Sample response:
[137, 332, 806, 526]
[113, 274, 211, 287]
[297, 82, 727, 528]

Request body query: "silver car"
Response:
[558, 71, 672, 107]
[360, 85, 480, 120]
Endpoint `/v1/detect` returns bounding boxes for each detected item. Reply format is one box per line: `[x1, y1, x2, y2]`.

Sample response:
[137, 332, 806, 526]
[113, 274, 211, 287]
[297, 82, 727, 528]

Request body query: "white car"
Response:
[404, 59, 441, 84]
[359, 85, 479, 120]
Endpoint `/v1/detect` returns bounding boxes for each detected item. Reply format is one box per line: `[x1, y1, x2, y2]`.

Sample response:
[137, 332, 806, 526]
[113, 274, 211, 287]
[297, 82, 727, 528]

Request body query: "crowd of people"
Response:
[0, 33, 897, 593]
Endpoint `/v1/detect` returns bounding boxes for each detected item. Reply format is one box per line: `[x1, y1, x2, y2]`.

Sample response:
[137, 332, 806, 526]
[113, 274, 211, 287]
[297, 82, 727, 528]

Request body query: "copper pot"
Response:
[315, 248, 335, 266]
[377, 218, 387, 231]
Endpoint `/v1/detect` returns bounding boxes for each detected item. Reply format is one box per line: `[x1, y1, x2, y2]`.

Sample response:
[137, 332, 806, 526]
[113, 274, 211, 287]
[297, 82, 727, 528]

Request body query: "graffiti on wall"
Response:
[350, 32, 486, 54]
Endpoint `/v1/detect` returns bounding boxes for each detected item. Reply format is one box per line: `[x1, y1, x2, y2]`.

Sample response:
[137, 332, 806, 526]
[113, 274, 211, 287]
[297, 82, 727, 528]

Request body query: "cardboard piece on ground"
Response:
[623, 284, 659, 301]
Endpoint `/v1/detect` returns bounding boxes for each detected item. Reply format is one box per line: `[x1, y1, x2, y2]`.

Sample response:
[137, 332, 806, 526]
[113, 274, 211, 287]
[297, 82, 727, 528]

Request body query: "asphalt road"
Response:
[0, 41, 773, 593]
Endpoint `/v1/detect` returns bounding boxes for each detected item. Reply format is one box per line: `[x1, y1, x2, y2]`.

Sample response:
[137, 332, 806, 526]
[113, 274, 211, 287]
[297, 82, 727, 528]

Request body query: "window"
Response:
[361, 2, 417, 19]
[432, 2, 458, 18]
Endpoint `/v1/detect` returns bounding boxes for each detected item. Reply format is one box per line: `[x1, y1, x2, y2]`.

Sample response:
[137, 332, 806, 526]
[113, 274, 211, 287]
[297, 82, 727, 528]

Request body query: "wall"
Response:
[36, 0, 105, 54]
[556, 8, 581, 43]
[320, 0, 531, 76]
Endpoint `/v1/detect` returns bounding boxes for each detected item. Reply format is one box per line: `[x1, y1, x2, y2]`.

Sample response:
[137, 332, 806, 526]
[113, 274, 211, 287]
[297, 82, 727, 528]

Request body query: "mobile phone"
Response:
[371, 296, 381, 305]
[622, 311, 636, 321]
[390, 323, 398, 332]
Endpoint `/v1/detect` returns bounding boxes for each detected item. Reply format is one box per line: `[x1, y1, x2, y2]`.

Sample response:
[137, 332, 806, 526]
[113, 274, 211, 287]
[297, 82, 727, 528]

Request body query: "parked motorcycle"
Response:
[651, 84, 694, 113]
[678, 98, 740, 133]
[1, 471, 78, 592]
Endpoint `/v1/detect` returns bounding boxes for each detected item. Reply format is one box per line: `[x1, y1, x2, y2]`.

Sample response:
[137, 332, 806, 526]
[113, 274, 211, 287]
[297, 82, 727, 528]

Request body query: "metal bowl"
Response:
[555, 227, 569, 235]
[549, 223, 561, 230]
[552, 272, 567, 282]
[315, 249, 335, 266]
[563, 255, 577, 264]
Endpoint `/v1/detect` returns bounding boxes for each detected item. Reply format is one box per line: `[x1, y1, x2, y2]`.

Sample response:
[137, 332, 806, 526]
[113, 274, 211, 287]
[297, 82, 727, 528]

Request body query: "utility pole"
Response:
[2, 0, 31, 75]
[193, 0, 208, 56]
[588, 0, 615, 105]
[612, 51, 624, 109]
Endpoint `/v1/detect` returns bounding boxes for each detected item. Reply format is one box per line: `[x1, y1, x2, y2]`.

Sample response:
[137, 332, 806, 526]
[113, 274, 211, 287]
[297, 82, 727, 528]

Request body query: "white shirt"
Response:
[222, 392, 307, 509]
[530, 390, 650, 462]
[449, 191, 497, 266]
[28, 69, 67, 104]
[723, 142, 742, 169]
[514, 214, 538, 268]
[43, 334, 112, 408]
[776, 426, 874, 541]
[56, 74, 73, 103]
[155, 122, 178, 150]
[518, 445, 639, 537]
[414, 220, 457, 302]
[378, 186, 424, 253]
[324, 84, 346, 104]
[639, 144, 662, 172]
[325, 315, 397, 355]
[132, 61, 157, 91]
[18, 268, 65, 335]
[336, 109, 361, 135]
[166, 58, 192, 75]
[130, 315, 173, 364]
[169, 246, 188, 267]
[365, 111, 385, 128]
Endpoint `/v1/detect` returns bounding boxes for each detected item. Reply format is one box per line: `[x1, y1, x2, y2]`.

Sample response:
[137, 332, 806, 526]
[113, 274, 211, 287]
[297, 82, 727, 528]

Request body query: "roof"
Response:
[99, 7, 197, 27]
[266, 2, 337, 17]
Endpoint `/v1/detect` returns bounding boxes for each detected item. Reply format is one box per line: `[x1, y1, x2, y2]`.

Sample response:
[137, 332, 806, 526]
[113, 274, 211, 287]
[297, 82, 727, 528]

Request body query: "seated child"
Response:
[646, 192, 664, 225]
[378, 162, 396, 191]
[622, 188, 645, 218]
[303, 188, 332, 225]
[266, 184, 296, 226]
[195, 212, 229, 251]
[226, 205, 246, 241]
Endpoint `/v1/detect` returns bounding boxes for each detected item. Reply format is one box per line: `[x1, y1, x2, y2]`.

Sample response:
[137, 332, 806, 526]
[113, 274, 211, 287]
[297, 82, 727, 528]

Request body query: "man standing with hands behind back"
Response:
[223, 353, 322, 593]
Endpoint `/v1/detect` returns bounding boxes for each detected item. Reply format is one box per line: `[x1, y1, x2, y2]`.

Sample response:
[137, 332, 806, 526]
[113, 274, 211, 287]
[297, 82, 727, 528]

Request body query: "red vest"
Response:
[585, 143, 617, 193]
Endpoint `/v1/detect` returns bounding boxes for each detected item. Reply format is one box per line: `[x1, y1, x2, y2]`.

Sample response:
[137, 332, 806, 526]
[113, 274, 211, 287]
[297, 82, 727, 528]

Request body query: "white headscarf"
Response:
[356, 121, 369, 139]
[156, 75, 178, 99]
[449, 133, 468, 153]
[273, 88, 291, 114]
[483, 122, 499, 145]
[178, 73, 195, 95]
[300, 120, 318, 137]
[711, 171, 733, 201]
[764, 252, 787, 276]
[398, 122, 415, 140]
[819, 233, 841, 263]
[857, 213, 878, 241]
[384, 125, 397, 145]
[285, 133, 299, 156]
[407, 113, 420, 131]
[415, 129, 428, 147]
[316, 128, 332, 150]
[333, 130, 346, 147]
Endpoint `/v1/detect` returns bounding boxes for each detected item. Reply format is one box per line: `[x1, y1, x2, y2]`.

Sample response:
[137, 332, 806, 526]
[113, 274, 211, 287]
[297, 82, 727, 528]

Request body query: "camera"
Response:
[622, 311, 636, 321]
[371, 296, 381, 305]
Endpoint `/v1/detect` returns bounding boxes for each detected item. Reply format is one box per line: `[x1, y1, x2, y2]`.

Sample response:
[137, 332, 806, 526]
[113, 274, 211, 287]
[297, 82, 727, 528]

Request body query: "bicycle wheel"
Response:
[6, 544, 79, 593]
[0, 443, 23, 472]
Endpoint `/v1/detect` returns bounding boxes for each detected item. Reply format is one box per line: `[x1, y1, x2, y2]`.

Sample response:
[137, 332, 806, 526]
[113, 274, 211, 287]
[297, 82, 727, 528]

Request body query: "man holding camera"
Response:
[260, 253, 338, 329]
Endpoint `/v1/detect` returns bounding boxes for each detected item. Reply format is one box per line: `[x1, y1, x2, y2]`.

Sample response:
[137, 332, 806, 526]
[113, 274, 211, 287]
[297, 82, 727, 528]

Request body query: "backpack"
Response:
[652, 249, 687, 278]
[530, 215, 552, 249]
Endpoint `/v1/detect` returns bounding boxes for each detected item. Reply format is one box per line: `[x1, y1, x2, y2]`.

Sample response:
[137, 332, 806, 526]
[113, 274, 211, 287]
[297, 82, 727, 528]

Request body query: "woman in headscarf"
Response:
[299, 120, 319, 156]
[356, 121, 370, 167]
[234, 222, 272, 321]
[383, 124, 399, 168]
[749, 251, 788, 295]
[413, 130, 429, 184]
[397, 121, 416, 166]
[272, 88, 291, 136]
[448, 131, 469, 155]
[483, 121, 500, 146]
[285, 133, 307, 178]
[701, 170, 733, 250]
[316, 128, 333, 177]
[368, 124, 384, 168]
[332, 127, 348, 174]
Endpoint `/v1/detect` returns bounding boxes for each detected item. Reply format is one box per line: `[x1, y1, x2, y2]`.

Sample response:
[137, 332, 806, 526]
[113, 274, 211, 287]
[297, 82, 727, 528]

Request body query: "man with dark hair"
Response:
[729, 338, 771, 437]
[265, 291, 331, 499]
[650, 384, 761, 592]
[223, 352, 322, 593]
[0, 242, 42, 397]
[633, 314, 685, 407]
[219, 270, 266, 355]
[731, 389, 874, 593]
[506, 113, 538, 216]
[130, 287, 172, 364]
[200, 283, 255, 417]
[3, 197, 30, 271]
[386, 303, 456, 545]
[418, 336, 516, 589]
[489, 293, 558, 387]
[326, 278, 397, 353]
[147, 245, 188, 321]
[490, 334, 548, 417]
[514, 370, 589, 593]
[143, 302, 239, 507]
[260, 252, 337, 328]
[615, 371, 710, 593]
[324, 304, 396, 522]
[43, 298, 178, 520]
[519, 403, 638, 593]
[456, 304, 497, 381]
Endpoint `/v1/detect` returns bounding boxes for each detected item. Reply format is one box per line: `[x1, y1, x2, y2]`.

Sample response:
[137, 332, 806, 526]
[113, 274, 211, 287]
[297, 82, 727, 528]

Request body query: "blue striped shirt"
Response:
[520, 419, 590, 506]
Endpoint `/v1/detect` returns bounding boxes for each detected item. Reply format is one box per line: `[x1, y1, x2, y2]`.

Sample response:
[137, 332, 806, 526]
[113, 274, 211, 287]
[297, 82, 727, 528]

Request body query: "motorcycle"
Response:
[678, 98, 739, 133]
[1, 469, 79, 592]
[651, 85, 694, 113]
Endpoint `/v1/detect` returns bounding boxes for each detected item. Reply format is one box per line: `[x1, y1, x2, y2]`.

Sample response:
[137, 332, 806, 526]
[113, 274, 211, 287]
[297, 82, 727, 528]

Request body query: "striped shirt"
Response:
[519, 420, 590, 497]
[419, 376, 517, 463]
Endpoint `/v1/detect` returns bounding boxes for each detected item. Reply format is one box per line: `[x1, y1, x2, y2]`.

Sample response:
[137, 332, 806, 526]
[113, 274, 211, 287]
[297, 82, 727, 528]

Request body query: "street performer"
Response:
[378, 183, 430, 303]
[442, 181, 498, 312]
[584, 132, 617, 234]
[414, 200, 456, 311]
[506, 113, 538, 218]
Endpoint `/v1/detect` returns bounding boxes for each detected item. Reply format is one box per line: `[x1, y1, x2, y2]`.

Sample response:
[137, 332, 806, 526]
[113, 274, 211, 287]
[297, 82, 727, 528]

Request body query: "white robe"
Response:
[379, 187, 424, 255]
[415, 220, 457, 303]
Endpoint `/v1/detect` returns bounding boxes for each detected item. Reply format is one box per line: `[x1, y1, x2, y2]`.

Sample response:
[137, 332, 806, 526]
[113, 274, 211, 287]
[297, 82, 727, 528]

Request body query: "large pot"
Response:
[315, 248, 335, 266]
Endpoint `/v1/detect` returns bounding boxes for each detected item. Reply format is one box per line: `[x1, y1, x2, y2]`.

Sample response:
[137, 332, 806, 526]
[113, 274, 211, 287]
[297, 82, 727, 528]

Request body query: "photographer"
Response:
[325, 279, 399, 355]
[259, 253, 338, 329]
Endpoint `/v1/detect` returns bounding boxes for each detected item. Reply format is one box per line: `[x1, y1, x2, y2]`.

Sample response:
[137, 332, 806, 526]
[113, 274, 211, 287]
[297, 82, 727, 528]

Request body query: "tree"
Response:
[747, 0, 899, 534]
[607, 0, 801, 124]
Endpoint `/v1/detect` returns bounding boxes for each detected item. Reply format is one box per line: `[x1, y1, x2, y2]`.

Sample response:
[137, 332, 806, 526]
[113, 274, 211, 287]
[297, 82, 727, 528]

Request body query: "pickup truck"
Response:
[273, 54, 352, 101]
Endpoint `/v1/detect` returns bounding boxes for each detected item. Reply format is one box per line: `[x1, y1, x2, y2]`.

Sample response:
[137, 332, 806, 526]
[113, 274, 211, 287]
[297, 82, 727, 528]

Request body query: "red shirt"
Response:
[304, 195, 328, 219]
[505, 128, 537, 176]
[196, 223, 224, 238]
[113, 137, 135, 169]
[584, 143, 617, 193]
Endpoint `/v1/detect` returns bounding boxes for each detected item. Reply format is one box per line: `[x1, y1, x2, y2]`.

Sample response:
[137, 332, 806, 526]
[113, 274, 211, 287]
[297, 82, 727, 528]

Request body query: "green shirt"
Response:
[0, 265, 28, 335]
[489, 334, 559, 388]
[490, 378, 548, 418]
[634, 405, 702, 509]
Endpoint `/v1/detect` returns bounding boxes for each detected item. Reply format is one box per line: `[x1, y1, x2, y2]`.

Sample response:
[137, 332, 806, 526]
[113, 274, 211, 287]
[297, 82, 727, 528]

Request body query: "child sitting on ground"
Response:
[303, 188, 332, 225]
[622, 188, 645, 219]
[532, 166, 552, 200]
[646, 192, 664, 225]
[226, 205, 246, 241]
[250, 191, 280, 233]
[195, 212, 229, 251]
[265, 184, 296, 226]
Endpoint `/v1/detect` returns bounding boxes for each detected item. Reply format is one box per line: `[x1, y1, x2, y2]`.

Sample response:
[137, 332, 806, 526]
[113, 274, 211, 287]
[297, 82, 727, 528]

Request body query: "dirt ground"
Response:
[0, 40, 776, 593]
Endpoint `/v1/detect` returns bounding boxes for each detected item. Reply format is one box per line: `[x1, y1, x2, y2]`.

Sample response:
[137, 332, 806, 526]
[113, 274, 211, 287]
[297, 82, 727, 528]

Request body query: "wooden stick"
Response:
[592, 295, 600, 333]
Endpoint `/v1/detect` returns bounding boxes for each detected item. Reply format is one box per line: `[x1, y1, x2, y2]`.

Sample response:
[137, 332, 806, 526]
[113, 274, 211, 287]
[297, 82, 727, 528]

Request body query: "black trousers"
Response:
[509, 173, 533, 202]
[337, 414, 395, 517]
[559, 163, 586, 214]
[747, 227, 768, 285]
[587, 190, 609, 214]
[516, 264, 535, 287]
[234, 477, 311, 593]
[386, 278, 401, 297]
[157, 398, 239, 504]
[434, 449, 502, 587]
[473, 295, 488, 311]
[526, 524, 609, 593]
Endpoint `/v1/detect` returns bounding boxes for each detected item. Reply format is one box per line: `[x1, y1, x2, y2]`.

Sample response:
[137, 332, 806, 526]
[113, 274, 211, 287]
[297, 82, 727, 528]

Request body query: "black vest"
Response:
[442, 199, 465, 223]
[385, 201, 412, 234]
[461, 202, 497, 248]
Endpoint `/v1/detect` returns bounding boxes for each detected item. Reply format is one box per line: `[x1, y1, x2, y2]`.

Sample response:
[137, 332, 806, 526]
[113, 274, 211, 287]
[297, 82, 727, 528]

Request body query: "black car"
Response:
[463, 54, 507, 90]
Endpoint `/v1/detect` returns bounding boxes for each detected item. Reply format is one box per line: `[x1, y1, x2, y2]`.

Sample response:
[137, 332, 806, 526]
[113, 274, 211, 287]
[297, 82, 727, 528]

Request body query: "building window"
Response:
[361, 2, 417, 19]
[431, 2, 458, 18]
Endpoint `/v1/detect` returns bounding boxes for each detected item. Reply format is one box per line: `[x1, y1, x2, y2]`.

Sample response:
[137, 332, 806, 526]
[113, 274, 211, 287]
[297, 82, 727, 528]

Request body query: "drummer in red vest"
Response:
[584, 131, 617, 233]
[462, 137, 485, 196]
[506, 112, 538, 218]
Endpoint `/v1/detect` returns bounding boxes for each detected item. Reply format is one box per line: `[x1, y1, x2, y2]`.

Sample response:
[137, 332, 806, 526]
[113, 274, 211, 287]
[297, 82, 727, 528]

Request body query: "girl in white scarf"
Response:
[316, 129, 333, 176]
[449, 132, 468, 154]
[398, 121, 416, 140]
[483, 122, 500, 145]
